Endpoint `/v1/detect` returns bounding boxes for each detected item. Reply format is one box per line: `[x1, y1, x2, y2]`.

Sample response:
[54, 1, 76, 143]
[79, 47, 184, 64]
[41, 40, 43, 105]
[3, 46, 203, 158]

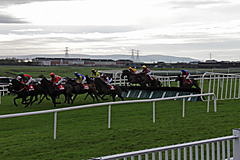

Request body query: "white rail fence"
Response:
[113, 71, 240, 101]
[95, 129, 240, 160]
[0, 84, 9, 104]
[0, 93, 216, 140]
[201, 72, 240, 101]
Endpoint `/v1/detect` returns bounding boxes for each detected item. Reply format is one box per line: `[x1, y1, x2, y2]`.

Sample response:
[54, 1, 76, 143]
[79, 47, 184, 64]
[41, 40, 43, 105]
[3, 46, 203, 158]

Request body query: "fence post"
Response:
[108, 105, 111, 128]
[233, 128, 240, 160]
[182, 98, 185, 117]
[153, 101, 155, 123]
[54, 112, 57, 139]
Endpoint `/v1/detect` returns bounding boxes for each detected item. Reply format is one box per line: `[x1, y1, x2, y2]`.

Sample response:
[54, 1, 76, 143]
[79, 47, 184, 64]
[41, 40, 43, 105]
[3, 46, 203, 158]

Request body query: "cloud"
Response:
[169, 0, 228, 8]
[0, 14, 28, 23]
[0, 0, 77, 6]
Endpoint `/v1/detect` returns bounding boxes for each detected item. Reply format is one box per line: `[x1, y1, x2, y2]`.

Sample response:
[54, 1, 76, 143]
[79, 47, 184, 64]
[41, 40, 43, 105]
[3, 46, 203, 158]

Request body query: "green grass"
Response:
[0, 66, 114, 78]
[0, 93, 240, 159]
[0, 66, 240, 159]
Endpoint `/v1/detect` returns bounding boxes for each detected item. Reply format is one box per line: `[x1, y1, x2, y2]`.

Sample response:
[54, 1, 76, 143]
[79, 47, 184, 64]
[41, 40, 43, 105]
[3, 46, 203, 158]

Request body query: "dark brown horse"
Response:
[9, 79, 35, 108]
[65, 78, 99, 103]
[94, 78, 124, 102]
[121, 70, 161, 87]
[175, 75, 201, 91]
[40, 77, 73, 107]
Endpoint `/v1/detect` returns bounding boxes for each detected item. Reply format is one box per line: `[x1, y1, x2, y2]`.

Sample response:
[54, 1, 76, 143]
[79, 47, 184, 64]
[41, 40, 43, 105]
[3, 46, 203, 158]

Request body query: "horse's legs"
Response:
[37, 94, 45, 104]
[94, 93, 100, 102]
[30, 95, 39, 106]
[118, 94, 124, 101]
[51, 96, 60, 107]
[71, 94, 78, 104]
[111, 93, 116, 102]
[13, 96, 20, 106]
[84, 93, 89, 100]
[99, 93, 108, 100]
[88, 93, 95, 102]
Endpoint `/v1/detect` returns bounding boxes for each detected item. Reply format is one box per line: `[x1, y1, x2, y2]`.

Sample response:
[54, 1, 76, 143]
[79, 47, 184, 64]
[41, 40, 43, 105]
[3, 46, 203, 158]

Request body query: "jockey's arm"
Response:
[26, 77, 32, 86]
[56, 77, 63, 85]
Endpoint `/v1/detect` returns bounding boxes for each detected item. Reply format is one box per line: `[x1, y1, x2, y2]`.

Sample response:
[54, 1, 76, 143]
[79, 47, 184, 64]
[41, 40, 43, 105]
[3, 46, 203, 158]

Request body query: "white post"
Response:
[207, 95, 210, 112]
[153, 101, 155, 123]
[214, 95, 217, 112]
[233, 128, 240, 160]
[54, 112, 57, 139]
[108, 105, 111, 128]
[182, 98, 185, 117]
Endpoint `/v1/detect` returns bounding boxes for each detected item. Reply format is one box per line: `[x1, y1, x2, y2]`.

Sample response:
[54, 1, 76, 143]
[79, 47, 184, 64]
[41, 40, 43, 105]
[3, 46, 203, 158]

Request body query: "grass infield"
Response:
[0, 66, 239, 159]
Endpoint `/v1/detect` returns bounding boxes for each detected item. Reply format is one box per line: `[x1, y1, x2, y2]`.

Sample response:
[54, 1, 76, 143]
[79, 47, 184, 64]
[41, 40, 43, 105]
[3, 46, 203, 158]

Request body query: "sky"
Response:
[0, 0, 240, 62]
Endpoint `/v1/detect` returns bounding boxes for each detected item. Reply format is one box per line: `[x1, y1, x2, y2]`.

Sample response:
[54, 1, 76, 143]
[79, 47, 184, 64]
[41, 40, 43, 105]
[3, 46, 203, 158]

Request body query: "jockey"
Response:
[129, 67, 139, 74]
[90, 69, 100, 79]
[73, 72, 86, 84]
[100, 73, 112, 85]
[19, 72, 33, 86]
[50, 72, 63, 86]
[141, 65, 152, 80]
[181, 69, 191, 84]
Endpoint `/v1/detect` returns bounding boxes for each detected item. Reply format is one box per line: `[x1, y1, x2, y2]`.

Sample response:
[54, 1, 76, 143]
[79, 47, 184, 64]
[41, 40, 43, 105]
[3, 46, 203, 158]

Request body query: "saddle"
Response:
[184, 79, 192, 85]
[82, 84, 89, 90]
[53, 84, 65, 91]
[23, 84, 34, 91]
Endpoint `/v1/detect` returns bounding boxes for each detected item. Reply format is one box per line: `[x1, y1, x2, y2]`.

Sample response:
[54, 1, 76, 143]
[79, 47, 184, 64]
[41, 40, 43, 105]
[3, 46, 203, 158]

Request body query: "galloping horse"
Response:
[121, 70, 141, 85]
[65, 78, 99, 103]
[121, 70, 161, 87]
[40, 77, 73, 107]
[29, 82, 50, 105]
[94, 78, 124, 102]
[9, 79, 35, 108]
[175, 75, 201, 91]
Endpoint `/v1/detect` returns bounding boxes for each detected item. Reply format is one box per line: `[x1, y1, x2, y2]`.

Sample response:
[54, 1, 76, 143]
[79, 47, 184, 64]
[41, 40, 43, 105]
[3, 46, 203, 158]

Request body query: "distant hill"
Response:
[0, 54, 199, 63]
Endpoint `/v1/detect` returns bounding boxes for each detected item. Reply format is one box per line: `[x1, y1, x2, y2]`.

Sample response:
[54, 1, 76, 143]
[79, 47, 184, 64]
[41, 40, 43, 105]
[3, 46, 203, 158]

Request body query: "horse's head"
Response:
[85, 75, 94, 84]
[11, 79, 24, 90]
[66, 78, 76, 85]
[121, 70, 129, 78]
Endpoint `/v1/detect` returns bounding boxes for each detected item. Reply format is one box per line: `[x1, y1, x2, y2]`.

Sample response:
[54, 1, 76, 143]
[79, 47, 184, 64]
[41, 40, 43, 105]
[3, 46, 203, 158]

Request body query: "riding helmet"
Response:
[74, 72, 78, 76]
[50, 72, 55, 76]
[19, 72, 24, 76]
[142, 65, 146, 68]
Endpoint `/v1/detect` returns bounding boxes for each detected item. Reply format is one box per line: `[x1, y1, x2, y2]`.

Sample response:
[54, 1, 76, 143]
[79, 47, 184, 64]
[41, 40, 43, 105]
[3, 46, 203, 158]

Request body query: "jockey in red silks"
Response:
[19, 72, 34, 91]
[141, 65, 151, 79]
[181, 69, 191, 84]
[50, 72, 63, 90]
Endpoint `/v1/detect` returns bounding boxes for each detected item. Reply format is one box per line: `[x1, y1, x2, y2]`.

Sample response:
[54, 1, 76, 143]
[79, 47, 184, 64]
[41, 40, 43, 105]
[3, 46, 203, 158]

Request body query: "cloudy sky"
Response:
[0, 0, 240, 62]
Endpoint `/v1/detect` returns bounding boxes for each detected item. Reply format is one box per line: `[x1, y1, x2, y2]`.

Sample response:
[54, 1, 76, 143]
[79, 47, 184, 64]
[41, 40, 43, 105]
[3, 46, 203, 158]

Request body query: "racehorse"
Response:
[121, 70, 142, 85]
[29, 82, 50, 105]
[175, 75, 201, 91]
[121, 70, 161, 87]
[9, 79, 35, 108]
[94, 78, 124, 101]
[40, 77, 73, 107]
[65, 78, 99, 103]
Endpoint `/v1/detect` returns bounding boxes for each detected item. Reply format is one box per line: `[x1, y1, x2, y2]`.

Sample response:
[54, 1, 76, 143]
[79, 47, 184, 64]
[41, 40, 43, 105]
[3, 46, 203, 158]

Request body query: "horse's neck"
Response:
[126, 71, 134, 78]
[13, 80, 23, 90]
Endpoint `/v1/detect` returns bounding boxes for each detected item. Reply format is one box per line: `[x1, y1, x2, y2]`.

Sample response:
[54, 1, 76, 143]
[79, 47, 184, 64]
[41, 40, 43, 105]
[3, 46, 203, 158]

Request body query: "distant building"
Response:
[32, 57, 133, 67]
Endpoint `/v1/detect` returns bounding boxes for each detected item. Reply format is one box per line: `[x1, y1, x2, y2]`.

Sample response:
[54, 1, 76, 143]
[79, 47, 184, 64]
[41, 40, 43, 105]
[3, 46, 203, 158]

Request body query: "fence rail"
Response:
[95, 130, 239, 160]
[0, 93, 216, 139]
